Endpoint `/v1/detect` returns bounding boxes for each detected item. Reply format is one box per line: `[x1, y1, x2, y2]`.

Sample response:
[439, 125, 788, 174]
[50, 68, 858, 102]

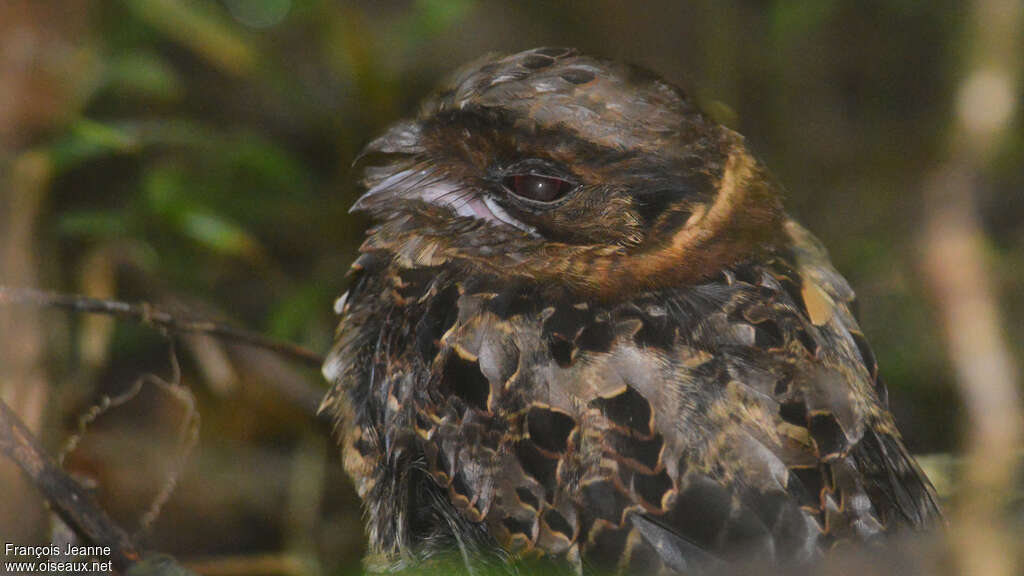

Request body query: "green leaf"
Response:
[142, 163, 264, 261]
[50, 119, 138, 172]
[104, 52, 184, 101]
[125, 0, 258, 76]
[56, 211, 130, 239]
[180, 211, 262, 259]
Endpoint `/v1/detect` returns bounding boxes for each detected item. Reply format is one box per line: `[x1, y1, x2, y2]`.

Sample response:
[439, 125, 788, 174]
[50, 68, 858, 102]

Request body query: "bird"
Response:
[319, 47, 942, 575]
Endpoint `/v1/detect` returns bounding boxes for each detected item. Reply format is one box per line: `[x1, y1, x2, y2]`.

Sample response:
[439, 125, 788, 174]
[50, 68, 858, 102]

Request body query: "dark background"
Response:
[1, 1, 1021, 574]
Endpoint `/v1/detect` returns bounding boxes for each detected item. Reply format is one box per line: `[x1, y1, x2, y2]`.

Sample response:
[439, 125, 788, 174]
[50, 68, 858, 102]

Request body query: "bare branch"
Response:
[0, 395, 140, 572]
[0, 286, 325, 368]
[920, 0, 1022, 574]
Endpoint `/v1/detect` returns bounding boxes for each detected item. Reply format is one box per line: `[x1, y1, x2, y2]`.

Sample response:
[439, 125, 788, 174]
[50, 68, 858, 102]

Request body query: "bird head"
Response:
[353, 48, 784, 300]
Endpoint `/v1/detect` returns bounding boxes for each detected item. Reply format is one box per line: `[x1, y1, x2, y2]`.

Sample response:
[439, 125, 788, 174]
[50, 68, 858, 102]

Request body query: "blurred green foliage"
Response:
[5, 0, 1022, 573]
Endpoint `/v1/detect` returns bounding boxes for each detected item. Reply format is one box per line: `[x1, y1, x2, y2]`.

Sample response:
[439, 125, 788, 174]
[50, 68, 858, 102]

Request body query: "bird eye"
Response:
[503, 174, 573, 203]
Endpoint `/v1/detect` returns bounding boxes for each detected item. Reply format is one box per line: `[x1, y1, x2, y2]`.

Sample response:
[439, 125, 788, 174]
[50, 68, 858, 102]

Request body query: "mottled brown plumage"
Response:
[321, 48, 941, 574]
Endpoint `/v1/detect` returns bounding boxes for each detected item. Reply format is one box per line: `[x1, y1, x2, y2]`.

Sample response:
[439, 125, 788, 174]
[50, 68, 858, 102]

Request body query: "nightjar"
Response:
[320, 48, 941, 574]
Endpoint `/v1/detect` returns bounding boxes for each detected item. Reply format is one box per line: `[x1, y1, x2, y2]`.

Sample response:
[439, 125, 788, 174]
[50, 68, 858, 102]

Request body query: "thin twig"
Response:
[136, 356, 202, 535]
[0, 396, 140, 572]
[0, 286, 325, 368]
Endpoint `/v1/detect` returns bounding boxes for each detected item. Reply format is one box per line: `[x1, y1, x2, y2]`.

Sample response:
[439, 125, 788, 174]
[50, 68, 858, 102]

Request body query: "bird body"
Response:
[321, 48, 940, 574]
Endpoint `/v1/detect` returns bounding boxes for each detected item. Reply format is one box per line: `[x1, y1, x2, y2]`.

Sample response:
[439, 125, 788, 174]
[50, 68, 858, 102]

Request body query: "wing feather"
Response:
[326, 222, 940, 572]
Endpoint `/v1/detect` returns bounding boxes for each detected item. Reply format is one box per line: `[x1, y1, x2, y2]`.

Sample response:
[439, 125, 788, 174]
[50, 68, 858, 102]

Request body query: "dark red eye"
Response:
[504, 174, 572, 203]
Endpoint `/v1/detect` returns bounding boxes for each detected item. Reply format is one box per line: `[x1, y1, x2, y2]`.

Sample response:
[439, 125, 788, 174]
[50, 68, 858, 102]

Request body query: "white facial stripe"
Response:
[482, 196, 538, 235]
[365, 168, 419, 199]
[358, 167, 539, 236]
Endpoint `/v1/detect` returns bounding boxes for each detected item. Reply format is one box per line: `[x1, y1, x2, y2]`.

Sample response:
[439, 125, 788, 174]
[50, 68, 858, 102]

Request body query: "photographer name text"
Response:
[5, 543, 112, 559]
